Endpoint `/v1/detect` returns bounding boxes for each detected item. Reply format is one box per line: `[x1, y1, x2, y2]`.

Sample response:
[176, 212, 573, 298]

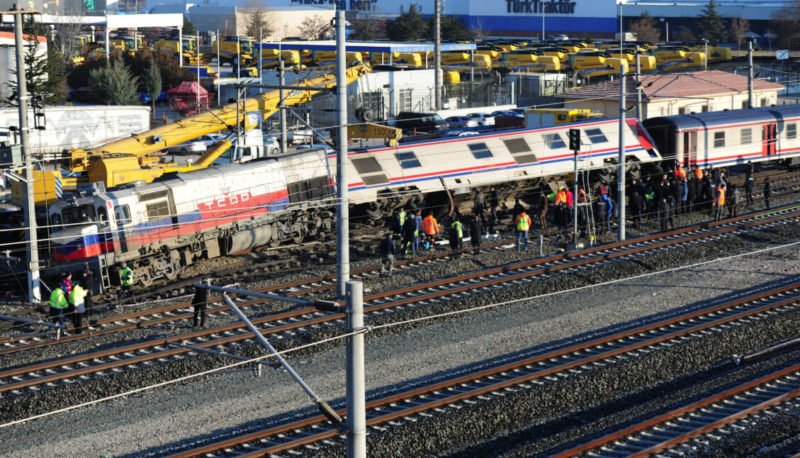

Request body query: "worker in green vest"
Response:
[449, 216, 464, 258]
[49, 284, 69, 332]
[119, 261, 134, 304]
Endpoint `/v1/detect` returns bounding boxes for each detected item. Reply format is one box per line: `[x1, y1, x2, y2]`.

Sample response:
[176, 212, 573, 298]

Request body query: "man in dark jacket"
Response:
[379, 233, 396, 277]
[401, 216, 417, 258]
[470, 216, 483, 254]
[192, 280, 210, 328]
[764, 177, 772, 210]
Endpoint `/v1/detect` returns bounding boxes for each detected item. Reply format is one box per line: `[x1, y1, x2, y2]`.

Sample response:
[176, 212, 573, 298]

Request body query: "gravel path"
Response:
[1, 236, 799, 456]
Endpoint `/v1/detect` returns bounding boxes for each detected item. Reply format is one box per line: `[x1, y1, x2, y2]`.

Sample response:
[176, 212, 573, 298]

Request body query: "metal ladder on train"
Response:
[96, 256, 113, 292]
[575, 151, 597, 245]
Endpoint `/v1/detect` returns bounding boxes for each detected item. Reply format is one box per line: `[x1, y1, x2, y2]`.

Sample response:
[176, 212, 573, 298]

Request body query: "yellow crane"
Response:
[16, 65, 371, 205]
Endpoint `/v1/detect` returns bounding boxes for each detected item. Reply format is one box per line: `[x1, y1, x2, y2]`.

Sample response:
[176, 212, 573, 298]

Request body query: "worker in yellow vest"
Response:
[49, 284, 69, 332]
[449, 217, 464, 257]
[69, 282, 88, 334]
[515, 209, 532, 251]
[714, 183, 726, 221]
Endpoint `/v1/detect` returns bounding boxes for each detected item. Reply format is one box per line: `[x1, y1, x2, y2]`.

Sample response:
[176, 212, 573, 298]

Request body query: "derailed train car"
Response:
[47, 117, 661, 288]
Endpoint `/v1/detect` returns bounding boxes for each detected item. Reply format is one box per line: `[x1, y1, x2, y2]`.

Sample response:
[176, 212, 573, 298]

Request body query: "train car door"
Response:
[762, 123, 777, 157]
[683, 131, 697, 167]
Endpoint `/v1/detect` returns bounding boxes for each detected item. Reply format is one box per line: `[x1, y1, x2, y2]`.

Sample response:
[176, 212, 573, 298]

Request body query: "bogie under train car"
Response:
[47, 117, 661, 288]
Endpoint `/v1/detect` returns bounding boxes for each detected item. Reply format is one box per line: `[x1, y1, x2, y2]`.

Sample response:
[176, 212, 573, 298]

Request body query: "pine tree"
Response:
[386, 5, 427, 41]
[7, 17, 67, 106]
[89, 59, 139, 105]
[143, 61, 162, 117]
[697, 0, 726, 42]
[429, 15, 473, 41]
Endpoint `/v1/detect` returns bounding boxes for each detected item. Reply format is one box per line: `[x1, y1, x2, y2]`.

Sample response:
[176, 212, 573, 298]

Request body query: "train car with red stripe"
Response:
[642, 105, 800, 170]
[46, 117, 661, 288]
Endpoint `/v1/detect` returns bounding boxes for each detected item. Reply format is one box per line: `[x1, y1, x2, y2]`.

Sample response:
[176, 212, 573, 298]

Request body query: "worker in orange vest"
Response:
[421, 211, 439, 250]
[714, 183, 726, 221]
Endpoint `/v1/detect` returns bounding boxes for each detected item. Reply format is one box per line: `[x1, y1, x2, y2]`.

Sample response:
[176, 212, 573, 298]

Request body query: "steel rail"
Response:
[0, 207, 798, 396]
[169, 283, 800, 457]
[554, 364, 800, 457]
[0, 206, 798, 397]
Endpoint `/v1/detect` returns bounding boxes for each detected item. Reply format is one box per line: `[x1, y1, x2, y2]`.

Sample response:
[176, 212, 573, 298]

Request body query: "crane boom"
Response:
[67, 64, 370, 173]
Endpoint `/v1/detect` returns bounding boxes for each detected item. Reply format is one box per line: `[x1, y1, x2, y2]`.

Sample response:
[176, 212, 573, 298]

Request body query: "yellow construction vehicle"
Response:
[347, 123, 403, 147]
[153, 35, 205, 65]
[110, 35, 145, 55]
[656, 46, 706, 71]
[10, 65, 370, 205]
[211, 36, 255, 69]
[526, 108, 603, 128]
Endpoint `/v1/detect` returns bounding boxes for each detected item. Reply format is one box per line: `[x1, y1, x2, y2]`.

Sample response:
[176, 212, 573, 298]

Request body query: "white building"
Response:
[185, 5, 335, 39]
[0, 31, 48, 108]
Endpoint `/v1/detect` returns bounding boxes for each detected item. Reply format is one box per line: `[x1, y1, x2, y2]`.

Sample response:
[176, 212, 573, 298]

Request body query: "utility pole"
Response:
[748, 39, 755, 109]
[335, 6, 350, 299]
[196, 34, 200, 113]
[618, 66, 626, 242]
[434, 0, 441, 110]
[635, 44, 642, 120]
[6, 7, 41, 303]
[346, 280, 366, 458]
[216, 29, 221, 106]
[279, 60, 287, 154]
[258, 27, 263, 94]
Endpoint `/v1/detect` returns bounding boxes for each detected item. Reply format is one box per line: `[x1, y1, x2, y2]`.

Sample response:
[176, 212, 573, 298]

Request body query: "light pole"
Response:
[541, 5, 545, 41]
[702, 38, 708, 71]
[660, 18, 669, 43]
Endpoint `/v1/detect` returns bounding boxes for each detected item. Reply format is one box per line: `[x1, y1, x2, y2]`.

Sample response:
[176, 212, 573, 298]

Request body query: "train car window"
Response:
[585, 128, 608, 144]
[146, 201, 170, 221]
[62, 204, 97, 224]
[787, 124, 797, 139]
[351, 157, 389, 185]
[714, 132, 725, 148]
[114, 205, 131, 225]
[468, 143, 493, 159]
[503, 138, 538, 164]
[741, 128, 752, 145]
[503, 138, 531, 154]
[395, 152, 421, 169]
[701, 105, 709, 113]
[542, 133, 566, 149]
[52, 214, 62, 227]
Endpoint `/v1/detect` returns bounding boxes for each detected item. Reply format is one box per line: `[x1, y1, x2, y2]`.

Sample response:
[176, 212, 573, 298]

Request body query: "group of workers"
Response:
[48, 268, 94, 335]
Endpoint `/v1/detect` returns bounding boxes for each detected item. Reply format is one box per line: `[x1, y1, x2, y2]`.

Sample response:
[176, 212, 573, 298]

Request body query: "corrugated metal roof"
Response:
[256, 40, 475, 53]
[562, 70, 784, 102]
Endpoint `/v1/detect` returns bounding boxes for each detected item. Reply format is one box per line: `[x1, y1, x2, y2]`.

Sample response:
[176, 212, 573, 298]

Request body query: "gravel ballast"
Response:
[0, 235, 798, 456]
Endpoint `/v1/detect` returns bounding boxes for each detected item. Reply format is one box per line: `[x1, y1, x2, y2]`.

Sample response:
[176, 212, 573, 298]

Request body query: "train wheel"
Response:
[138, 269, 153, 287]
[163, 262, 179, 281]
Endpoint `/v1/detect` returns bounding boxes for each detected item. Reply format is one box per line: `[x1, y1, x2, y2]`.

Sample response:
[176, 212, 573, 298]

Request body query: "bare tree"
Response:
[300, 14, 333, 40]
[675, 27, 697, 42]
[245, 8, 273, 38]
[52, 9, 87, 64]
[629, 13, 660, 44]
[730, 18, 750, 50]
[471, 16, 487, 40]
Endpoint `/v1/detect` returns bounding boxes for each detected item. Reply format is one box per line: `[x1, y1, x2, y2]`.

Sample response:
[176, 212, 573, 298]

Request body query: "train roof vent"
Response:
[503, 137, 538, 164]
[351, 156, 389, 186]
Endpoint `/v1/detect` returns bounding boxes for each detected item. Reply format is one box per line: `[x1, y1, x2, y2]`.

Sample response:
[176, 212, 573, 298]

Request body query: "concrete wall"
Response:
[0, 105, 151, 157]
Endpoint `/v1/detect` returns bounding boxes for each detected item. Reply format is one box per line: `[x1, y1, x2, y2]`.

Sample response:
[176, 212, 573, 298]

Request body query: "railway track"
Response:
[0, 204, 799, 402]
[554, 363, 800, 457]
[167, 282, 800, 457]
[2, 199, 799, 361]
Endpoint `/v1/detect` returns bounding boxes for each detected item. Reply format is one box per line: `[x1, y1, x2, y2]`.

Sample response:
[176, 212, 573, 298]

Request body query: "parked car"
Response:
[264, 136, 280, 155]
[491, 110, 524, 119]
[165, 134, 225, 154]
[394, 112, 450, 133]
[466, 112, 496, 126]
[493, 110, 525, 129]
[445, 116, 480, 129]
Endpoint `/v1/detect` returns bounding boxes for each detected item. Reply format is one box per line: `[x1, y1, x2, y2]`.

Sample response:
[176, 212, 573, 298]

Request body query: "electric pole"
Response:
[618, 67, 626, 242]
[748, 39, 755, 109]
[434, 0, 441, 110]
[335, 6, 350, 299]
[5, 6, 41, 303]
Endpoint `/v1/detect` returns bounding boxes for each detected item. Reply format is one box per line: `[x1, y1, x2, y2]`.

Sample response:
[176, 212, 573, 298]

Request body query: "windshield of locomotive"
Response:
[61, 204, 98, 226]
